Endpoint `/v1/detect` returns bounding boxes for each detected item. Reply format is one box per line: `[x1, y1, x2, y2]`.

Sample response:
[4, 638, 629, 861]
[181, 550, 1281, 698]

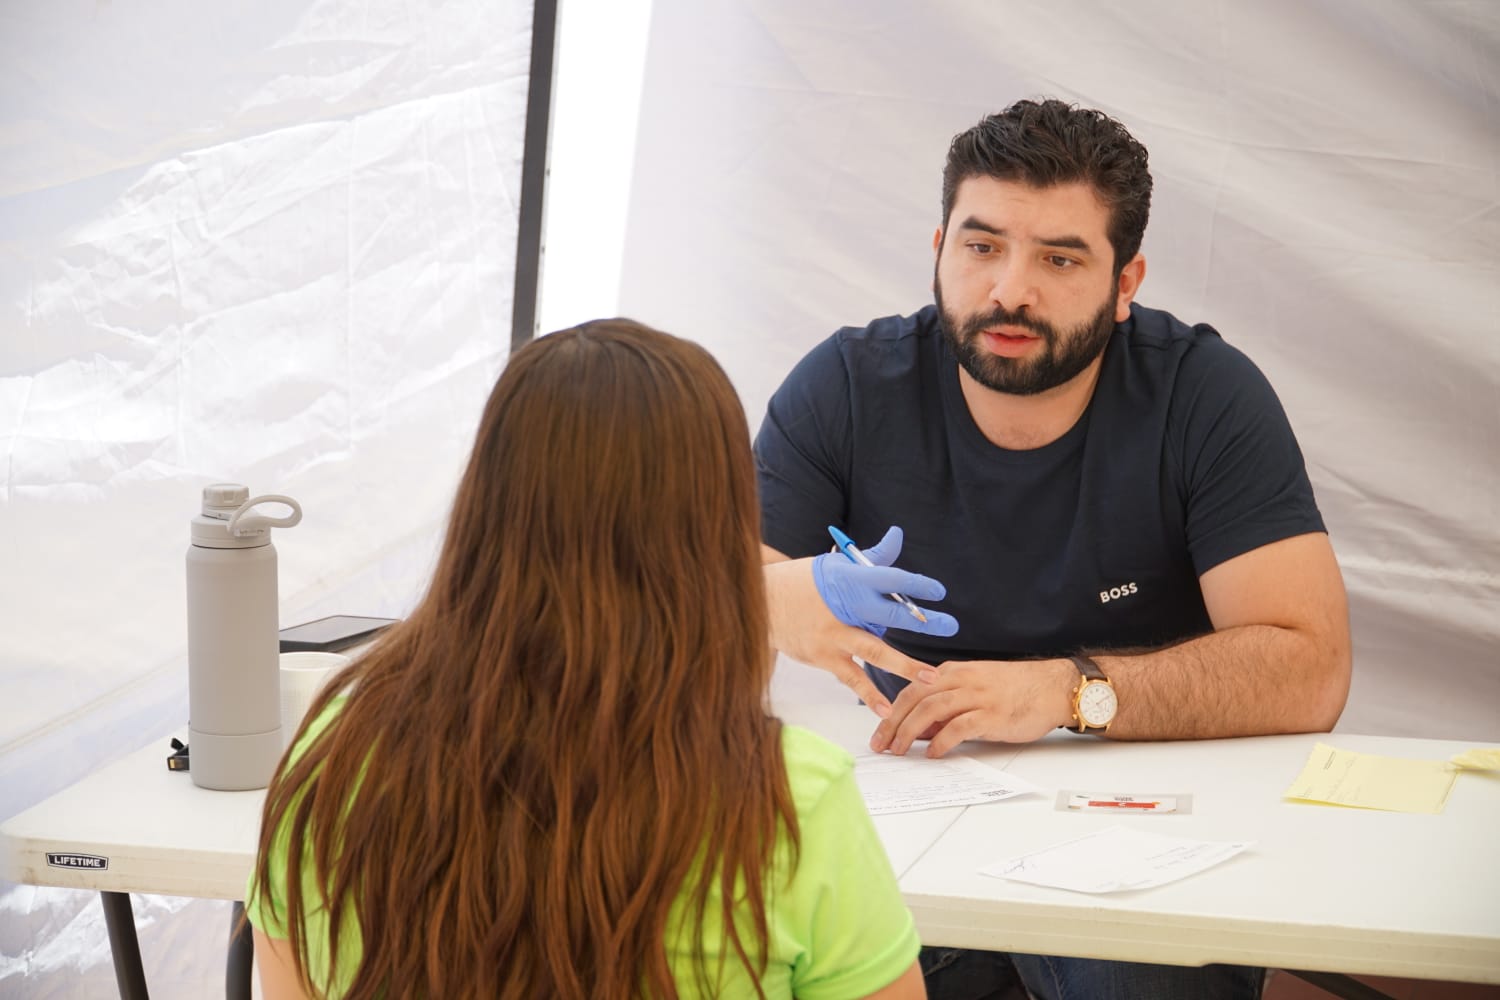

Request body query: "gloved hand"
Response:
[811, 526, 960, 638]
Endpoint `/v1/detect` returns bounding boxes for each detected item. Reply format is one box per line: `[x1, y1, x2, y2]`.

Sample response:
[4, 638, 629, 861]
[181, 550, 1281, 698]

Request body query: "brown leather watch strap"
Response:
[1070, 655, 1106, 681]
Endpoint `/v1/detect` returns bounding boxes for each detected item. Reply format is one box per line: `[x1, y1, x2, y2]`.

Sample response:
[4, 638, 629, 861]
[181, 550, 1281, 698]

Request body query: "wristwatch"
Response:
[1069, 655, 1117, 733]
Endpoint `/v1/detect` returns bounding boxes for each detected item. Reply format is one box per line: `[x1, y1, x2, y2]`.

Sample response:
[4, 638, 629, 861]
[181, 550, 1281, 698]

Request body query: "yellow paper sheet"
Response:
[1449, 747, 1500, 771]
[1284, 743, 1456, 814]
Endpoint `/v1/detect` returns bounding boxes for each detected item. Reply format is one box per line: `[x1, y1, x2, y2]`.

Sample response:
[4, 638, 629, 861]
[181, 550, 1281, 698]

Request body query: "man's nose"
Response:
[989, 260, 1040, 312]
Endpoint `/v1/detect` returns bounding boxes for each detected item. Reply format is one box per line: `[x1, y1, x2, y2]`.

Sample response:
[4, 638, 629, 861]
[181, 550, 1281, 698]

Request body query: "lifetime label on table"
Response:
[46, 852, 109, 870]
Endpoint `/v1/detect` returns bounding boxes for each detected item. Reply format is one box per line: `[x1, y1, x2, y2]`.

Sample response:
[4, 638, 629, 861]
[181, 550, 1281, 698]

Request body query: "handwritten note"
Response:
[853, 752, 1038, 815]
[982, 826, 1252, 894]
[1284, 743, 1457, 814]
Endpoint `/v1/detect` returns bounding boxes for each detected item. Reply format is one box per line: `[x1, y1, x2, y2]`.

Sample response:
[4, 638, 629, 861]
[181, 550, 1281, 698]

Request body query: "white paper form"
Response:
[982, 826, 1253, 894]
[853, 751, 1038, 815]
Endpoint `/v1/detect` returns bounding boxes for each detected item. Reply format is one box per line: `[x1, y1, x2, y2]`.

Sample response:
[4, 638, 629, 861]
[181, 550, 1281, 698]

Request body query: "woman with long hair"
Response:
[247, 319, 924, 999]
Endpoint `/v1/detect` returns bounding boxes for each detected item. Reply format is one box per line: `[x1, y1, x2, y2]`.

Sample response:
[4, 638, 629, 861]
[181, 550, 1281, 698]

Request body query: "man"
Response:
[755, 98, 1351, 1000]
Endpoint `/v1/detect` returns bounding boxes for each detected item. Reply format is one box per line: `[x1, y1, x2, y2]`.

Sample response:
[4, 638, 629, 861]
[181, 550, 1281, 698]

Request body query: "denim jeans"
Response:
[919, 946, 1265, 1000]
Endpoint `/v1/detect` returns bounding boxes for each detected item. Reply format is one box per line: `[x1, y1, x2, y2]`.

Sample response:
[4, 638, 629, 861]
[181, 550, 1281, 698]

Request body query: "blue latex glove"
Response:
[811, 526, 960, 638]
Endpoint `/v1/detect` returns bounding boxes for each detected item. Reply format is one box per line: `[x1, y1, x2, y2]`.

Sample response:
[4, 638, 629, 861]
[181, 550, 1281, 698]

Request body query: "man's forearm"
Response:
[873, 534, 1351, 755]
[1092, 622, 1350, 740]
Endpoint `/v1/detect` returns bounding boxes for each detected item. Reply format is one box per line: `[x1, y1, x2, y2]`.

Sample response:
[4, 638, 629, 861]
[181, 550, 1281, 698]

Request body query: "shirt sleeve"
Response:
[784, 741, 921, 1000]
[243, 698, 347, 940]
[243, 816, 293, 938]
[754, 334, 855, 558]
[1170, 336, 1326, 574]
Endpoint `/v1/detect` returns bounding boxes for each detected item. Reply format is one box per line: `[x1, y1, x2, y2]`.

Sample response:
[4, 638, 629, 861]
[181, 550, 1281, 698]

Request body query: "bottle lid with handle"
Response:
[191, 483, 303, 548]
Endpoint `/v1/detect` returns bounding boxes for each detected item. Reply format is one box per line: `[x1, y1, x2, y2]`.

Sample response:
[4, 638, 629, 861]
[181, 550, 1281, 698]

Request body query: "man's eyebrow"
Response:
[956, 216, 1006, 237]
[955, 216, 1097, 255]
[1036, 234, 1093, 253]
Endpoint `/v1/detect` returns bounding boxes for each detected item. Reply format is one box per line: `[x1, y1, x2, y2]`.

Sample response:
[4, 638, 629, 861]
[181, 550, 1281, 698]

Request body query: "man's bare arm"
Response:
[1101, 530, 1351, 739]
[873, 532, 1351, 755]
[762, 544, 931, 717]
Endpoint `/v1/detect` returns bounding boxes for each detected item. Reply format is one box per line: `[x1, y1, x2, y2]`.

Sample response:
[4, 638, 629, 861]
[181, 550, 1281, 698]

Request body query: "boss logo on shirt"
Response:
[1099, 582, 1139, 604]
[46, 852, 109, 871]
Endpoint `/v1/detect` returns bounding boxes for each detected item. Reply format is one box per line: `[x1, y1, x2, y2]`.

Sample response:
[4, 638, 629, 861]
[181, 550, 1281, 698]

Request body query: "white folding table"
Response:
[4, 707, 1497, 998]
[781, 703, 1500, 992]
[1, 729, 261, 998]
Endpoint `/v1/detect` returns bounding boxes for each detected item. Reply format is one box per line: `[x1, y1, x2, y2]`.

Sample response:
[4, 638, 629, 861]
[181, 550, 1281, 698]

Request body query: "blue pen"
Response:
[827, 526, 929, 624]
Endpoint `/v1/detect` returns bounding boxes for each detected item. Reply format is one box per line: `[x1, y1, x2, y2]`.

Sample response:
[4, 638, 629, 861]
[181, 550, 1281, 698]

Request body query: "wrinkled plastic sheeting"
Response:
[0, 885, 231, 999]
[1, 0, 532, 993]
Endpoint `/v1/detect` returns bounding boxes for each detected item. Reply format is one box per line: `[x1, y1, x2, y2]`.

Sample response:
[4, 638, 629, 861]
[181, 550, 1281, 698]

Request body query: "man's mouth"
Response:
[979, 327, 1042, 357]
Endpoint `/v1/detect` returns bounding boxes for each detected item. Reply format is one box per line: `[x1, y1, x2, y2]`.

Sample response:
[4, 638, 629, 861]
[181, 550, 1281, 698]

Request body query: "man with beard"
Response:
[754, 99, 1351, 1000]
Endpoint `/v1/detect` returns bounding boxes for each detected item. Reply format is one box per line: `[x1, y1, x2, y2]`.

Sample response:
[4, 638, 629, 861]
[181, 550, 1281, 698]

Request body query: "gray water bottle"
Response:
[186, 483, 302, 790]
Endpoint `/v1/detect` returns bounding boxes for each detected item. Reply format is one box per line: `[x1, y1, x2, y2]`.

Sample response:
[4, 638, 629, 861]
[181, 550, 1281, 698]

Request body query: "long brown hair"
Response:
[254, 319, 797, 998]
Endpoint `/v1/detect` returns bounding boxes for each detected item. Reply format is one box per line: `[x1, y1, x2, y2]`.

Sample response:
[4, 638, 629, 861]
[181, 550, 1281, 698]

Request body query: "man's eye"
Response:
[1047, 255, 1077, 269]
[967, 243, 995, 256]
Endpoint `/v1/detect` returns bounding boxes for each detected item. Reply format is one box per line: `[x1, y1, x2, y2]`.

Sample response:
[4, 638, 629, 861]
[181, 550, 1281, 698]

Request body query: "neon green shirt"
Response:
[247, 703, 919, 998]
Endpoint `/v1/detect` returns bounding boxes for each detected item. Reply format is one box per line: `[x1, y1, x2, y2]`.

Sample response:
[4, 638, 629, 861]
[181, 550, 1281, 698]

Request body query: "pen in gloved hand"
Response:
[827, 526, 929, 624]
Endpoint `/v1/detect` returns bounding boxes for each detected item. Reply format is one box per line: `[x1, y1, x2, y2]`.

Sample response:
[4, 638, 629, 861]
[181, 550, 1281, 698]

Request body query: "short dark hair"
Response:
[941, 98, 1152, 272]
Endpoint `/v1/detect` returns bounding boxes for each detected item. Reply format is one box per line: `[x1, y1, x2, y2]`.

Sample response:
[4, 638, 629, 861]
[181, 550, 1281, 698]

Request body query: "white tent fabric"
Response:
[1, 1, 530, 994]
[617, 0, 1500, 739]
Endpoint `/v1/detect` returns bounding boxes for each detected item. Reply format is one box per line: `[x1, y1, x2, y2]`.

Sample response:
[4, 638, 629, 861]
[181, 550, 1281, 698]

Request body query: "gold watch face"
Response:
[1078, 680, 1117, 727]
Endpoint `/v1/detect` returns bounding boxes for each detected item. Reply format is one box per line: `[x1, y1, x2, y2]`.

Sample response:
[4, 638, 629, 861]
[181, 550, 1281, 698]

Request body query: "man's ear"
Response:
[1114, 253, 1146, 321]
[931, 226, 944, 293]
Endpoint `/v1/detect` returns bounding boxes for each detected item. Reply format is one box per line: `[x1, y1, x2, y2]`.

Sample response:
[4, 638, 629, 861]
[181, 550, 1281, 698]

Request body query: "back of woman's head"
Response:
[433, 318, 769, 717]
[258, 319, 790, 1000]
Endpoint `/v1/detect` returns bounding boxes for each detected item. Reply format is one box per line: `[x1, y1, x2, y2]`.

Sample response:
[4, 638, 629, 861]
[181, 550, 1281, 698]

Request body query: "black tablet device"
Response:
[278, 614, 399, 653]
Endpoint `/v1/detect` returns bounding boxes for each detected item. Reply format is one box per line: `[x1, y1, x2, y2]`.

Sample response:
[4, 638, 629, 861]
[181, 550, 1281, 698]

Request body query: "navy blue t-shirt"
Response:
[754, 303, 1325, 702]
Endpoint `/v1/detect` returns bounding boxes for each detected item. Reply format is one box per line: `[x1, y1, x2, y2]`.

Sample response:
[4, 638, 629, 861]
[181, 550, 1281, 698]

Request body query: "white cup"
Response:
[279, 651, 351, 749]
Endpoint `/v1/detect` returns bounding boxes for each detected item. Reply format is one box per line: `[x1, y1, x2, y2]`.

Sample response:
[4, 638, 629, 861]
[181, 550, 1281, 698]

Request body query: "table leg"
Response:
[1283, 969, 1398, 1000]
[99, 891, 149, 999]
[227, 901, 254, 1000]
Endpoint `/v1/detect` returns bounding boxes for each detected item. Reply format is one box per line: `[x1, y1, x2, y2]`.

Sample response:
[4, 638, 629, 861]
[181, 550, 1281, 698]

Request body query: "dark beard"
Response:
[935, 277, 1117, 396]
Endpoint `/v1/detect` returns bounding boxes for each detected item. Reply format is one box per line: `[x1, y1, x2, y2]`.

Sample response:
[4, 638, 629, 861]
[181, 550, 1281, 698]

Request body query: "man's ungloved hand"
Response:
[811, 526, 959, 638]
